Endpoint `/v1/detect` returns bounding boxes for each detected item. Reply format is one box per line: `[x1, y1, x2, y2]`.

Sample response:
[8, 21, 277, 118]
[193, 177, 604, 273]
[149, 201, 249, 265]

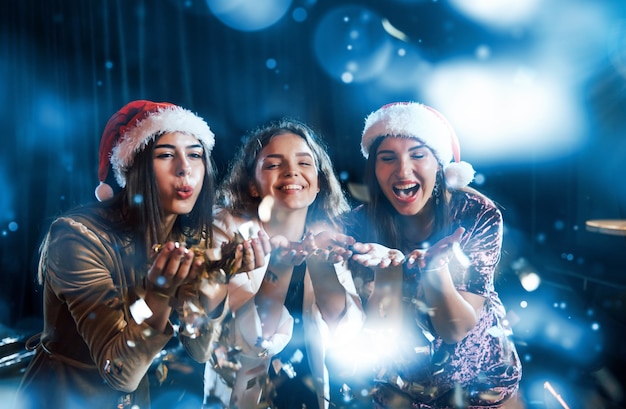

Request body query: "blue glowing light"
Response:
[206, 0, 293, 32]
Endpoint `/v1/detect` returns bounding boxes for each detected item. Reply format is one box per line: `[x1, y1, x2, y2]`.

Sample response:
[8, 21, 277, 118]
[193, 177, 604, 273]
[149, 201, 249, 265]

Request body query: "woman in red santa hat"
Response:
[335, 102, 523, 408]
[14, 100, 263, 409]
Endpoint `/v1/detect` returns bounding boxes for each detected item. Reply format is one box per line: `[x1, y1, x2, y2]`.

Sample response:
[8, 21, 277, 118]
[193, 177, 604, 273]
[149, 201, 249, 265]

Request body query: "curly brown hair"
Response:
[218, 118, 350, 230]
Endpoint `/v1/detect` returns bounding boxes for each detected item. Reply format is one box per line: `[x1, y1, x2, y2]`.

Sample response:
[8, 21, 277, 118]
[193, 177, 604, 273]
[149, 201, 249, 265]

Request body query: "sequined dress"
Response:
[345, 190, 522, 409]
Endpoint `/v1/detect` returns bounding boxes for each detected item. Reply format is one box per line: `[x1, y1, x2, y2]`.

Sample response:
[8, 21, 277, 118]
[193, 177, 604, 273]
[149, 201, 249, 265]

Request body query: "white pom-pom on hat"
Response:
[444, 161, 475, 189]
[94, 181, 115, 202]
[95, 100, 215, 201]
[361, 102, 474, 188]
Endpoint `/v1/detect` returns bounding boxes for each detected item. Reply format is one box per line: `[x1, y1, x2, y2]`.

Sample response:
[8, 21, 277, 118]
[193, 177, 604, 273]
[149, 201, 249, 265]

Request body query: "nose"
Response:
[284, 161, 299, 177]
[396, 157, 412, 178]
[176, 156, 191, 177]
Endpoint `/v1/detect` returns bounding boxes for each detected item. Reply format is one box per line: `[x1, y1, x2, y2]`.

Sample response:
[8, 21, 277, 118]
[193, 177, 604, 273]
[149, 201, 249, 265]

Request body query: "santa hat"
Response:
[361, 102, 475, 189]
[95, 100, 215, 201]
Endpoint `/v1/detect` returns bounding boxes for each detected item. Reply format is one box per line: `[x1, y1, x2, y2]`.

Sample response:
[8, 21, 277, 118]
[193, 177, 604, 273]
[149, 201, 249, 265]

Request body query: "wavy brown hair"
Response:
[218, 118, 350, 230]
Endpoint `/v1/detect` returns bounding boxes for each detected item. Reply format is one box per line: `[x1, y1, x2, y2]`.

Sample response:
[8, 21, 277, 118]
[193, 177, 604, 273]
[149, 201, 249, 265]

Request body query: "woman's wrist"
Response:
[149, 289, 171, 299]
[146, 280, 175, 302]
[420, 263, 448, 273]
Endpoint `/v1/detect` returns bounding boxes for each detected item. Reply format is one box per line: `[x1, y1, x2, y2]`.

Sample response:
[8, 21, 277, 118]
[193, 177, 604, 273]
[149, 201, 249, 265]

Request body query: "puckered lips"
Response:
[392, 181, 420, 202]
[175, 185, 194, 200]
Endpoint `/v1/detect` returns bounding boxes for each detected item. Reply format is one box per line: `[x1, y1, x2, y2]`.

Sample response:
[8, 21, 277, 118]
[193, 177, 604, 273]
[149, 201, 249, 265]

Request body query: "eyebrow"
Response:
[154, 143, 204, 150]
[376, 143, 426, 155]
[265, 152, 313, 159]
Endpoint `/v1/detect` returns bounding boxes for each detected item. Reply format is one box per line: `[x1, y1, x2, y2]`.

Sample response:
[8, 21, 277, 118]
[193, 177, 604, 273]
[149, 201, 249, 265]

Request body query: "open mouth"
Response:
[280, 184, 304, 191]
[392, 182, 420, 199]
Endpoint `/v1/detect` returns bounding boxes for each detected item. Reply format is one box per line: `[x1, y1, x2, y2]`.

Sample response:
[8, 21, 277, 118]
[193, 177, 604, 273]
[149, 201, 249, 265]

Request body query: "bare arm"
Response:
[253, 235, 306, 339]
[419, 264, 484, 343]
[350, 242, 406, 329]
[303, 230, 356, 325]
[407, 227, 484, 343]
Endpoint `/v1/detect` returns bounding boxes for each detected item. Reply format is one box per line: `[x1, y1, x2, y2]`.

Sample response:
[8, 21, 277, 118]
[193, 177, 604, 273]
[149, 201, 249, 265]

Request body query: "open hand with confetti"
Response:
[153, 221, 271, 285]
[146, 241, 204, 298]
[406, 227, 468, 271]
[351, 242, 406, 268]
[301, 230, 356, 264]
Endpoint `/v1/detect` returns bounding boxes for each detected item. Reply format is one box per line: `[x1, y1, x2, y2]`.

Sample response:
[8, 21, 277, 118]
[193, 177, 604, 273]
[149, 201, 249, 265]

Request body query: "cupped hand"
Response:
[147, 241, 203, 297]
[351, 242, 405, 268]
[230, 229, 271, 274]
[406, 226, 466, 270]
[302, 230, 355, 264]
[269, 234, 308, 267]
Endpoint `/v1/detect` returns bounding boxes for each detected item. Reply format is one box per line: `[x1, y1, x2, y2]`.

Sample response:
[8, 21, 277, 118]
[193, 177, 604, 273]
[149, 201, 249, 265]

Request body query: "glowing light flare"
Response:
[449, 0, 542, 29]
[423, 61, 585, 164]
[511, 257, 541, 292]
[520, 271, 541, 292]
[326, 325, 407, 376]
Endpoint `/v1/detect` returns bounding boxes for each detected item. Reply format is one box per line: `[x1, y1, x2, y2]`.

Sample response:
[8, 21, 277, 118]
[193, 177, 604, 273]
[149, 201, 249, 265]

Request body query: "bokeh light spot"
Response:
[266, 58, 277, 70]
[313, 5, 393, 83]
[206, 0, 292, 32]
[292, 7, 307, 22]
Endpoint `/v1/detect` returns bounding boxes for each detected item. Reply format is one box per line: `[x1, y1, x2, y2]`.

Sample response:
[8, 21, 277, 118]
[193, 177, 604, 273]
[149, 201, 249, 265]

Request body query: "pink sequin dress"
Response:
[346, 190, 522, 408]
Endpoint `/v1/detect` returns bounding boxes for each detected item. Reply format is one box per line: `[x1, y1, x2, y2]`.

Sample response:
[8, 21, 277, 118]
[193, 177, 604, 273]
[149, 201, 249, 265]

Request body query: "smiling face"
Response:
[153, 132, 205, 222]
[374, 136, 440, 216]
[251, 132, 319, 216]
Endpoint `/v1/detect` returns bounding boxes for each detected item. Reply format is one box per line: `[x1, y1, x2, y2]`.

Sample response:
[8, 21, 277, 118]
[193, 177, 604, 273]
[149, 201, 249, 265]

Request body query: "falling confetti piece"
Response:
[258, 195, 274, 223]
[129, 298, 153, 325]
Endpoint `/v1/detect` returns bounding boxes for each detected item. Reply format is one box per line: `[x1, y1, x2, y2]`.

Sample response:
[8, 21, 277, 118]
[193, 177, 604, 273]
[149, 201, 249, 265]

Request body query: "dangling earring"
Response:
[433, 181, 441, 205]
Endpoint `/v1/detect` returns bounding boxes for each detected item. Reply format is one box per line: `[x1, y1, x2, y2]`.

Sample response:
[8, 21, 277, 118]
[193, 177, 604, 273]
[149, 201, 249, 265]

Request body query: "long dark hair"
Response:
[38, 133, 215, 283]
[218, 118, 350, 230]
[125, 133, 215, 251]
[361, 136, 453, 249]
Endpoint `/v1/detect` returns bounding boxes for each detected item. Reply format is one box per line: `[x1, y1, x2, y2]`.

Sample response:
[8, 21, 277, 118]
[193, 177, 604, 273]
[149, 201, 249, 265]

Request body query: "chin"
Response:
[392, 202, 422, 216]
[168, 204, 194, 215]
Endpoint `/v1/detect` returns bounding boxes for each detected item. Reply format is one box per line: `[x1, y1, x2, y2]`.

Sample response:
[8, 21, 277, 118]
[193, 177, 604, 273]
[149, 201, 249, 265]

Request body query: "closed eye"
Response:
[264, 161, 281, 170]
[379, 155, 396, 162]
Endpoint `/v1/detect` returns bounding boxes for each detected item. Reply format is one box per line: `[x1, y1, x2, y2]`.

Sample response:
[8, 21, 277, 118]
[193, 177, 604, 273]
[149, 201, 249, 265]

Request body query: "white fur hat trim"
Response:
[111, 106, 214, 188]
[361, 102, 474, 188]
